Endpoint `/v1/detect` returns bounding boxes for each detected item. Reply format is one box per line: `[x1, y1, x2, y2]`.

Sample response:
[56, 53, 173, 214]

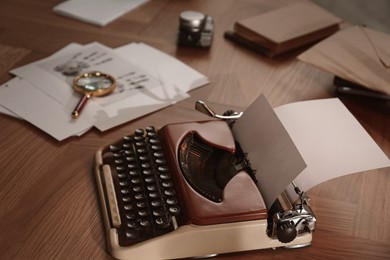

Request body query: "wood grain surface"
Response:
[0, 0, 389, 259]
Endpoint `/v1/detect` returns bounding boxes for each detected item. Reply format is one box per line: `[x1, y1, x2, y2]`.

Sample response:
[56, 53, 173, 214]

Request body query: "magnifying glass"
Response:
[71, 71, 116, 118]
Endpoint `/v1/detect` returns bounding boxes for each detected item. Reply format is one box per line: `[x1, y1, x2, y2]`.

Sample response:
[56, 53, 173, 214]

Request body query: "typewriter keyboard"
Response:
[103, 126, 180, 247]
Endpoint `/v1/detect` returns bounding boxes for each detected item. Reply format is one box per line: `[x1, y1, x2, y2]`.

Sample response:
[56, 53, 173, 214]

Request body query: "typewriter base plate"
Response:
[105, 219, 312, 260]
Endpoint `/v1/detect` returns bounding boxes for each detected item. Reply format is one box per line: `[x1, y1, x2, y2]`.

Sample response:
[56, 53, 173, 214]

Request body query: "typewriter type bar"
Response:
[94, 118, 315, 260]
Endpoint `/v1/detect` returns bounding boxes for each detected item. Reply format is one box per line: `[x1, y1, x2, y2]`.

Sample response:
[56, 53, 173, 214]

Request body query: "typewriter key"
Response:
[122, 196, 131, 202]
[142, 170, 153, 176]
[159, 173, 170, 180]
[164, 189, 175, 196]
[121, 189, 130, 195]
[126, 230, 139, 239]
[136, 202, 147, 208]
[169, 206, 180, 215]
[124, 204, 133, 211]
[138, 210, 149, 217]
[117, 173, 126, 179]
[132, 186, 143, 193]
[152, 209, 164, 217]
[151, 200, 162, 207]
[140, 219, 151, 227]
[126, 212, 137, 220]
[155, 158, 166, 164]
[135, 129, 144, 136]
[145, 126, 155, 132]
[166, 198, 178, 205]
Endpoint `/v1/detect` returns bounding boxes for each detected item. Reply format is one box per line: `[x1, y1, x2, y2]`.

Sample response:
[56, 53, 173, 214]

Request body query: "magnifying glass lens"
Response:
[71, 72, 116, 118]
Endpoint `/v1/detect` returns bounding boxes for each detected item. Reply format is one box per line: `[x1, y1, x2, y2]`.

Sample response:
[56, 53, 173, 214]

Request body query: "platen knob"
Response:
[276, 222, 297, 243]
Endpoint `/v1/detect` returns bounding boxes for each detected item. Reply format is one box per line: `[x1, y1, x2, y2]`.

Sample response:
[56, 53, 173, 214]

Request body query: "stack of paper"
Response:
[53, 0, 149, 27]
[0, 42, 209, 141]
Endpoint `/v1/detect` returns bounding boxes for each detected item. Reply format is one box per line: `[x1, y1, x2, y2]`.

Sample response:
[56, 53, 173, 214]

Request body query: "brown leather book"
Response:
[233, 2, 342, 56]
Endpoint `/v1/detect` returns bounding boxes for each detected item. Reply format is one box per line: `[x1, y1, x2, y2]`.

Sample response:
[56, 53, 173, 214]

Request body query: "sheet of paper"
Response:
[4, 41, 208, 139]
[10, 42, 188, 131]
[9, 42, 100, 124]
[0, 77, 92, 141]
[232, 95, 307, 208]
[53, 0, 149, 27]
[115, 43, 210, 92]
[298, 25, 390, 95]
[273, 98, 390, 201]
[0, 105, 22, 119]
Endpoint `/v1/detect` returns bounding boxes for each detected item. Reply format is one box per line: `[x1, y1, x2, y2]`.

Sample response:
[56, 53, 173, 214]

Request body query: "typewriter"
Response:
[94, 98, 316, 259]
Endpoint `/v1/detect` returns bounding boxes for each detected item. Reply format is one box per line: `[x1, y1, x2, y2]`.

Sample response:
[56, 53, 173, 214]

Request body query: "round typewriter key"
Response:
[135, 141, 145, 147]
[122, 196, 131, 202]
[126, 230, 139, 239]
[144, 177, 155, 183]
[155, 158, 166, 164]
[149, 138, 159, 144]
[129, 170, 139, 177]
[119, 181, 128, 186]
[148, 192, 159, 199]
[140, 219, 151, 227]
[133, 186, 143, 193]
[135, 129, 144, 136]
[127, 222, 137, 229]
[109, 144, 121, 152]
[166, 197, 178, 205]
[141, 162, 151, 168]
[135, 193, 145, 200]
[153, 209, 164, 217]
[136, 201, 147, 208]
[147, 185, 157, 191]
[116, 166, 126, 172]
[137, 148, 147, 154]
[147, 131, 156, 138]
[164, 189, 175, 196]
[127, 163, 137, 170]
[151, 145, 161, 151]
[117, 173, 126, 179]
[155, 217, 168, 226]
[126, 156, 136, 162]
[121, 188, 130, 195]
[159, 173, 170, 180]
[131, 178, 141, 185]
[124, 204, 133, 211]
[124, 149, 134, 155]
[153, 152, 164, 158]
[162, 181, 173, 188]
[158, 166, 169, 172]
[134, 135, 145, 141]
[151, 200, 162, 207]
[142, 169, 153, 176]
[169, 206, 180, 215]
[126, 212, 137, 220]
[139, 155, 149, 161]
[114, 159, 124, 164]
[123, 143, 132, 149]
[146, 126, 155, 132]
[123, 135, 133, 142]
[138, 210, 149, 217]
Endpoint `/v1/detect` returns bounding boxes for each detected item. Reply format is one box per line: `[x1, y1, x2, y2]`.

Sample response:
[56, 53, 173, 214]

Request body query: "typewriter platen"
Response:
[94, 100, 316, 259]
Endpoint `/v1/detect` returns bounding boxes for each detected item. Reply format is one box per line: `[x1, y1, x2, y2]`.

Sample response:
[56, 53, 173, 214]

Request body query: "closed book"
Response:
[233, 2, 342, 56]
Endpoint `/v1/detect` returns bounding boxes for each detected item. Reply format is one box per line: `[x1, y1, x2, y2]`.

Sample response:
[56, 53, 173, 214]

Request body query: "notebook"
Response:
[230, 2, 341, 56]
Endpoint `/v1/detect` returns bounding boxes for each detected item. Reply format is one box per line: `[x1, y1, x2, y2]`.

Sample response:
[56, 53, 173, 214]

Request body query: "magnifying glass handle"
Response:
[72, 93, 91, 118]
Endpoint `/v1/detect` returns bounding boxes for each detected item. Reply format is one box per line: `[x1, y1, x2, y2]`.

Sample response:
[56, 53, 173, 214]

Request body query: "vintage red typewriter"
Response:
[94, 96, 316, 259]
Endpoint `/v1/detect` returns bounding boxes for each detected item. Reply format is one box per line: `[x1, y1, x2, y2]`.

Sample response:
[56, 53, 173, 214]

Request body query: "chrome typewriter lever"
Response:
[195, 100, 243, 120]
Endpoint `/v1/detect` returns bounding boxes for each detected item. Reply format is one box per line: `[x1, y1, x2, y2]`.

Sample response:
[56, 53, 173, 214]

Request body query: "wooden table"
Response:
[0, 0, 389, 259]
